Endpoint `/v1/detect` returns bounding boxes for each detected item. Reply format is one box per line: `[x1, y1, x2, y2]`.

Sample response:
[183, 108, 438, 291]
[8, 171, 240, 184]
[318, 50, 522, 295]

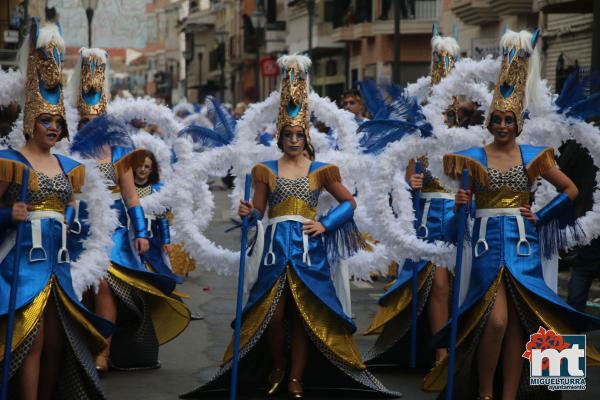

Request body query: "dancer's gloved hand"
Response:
[135, 238, 149, 254]
[410, 173, 424, 190]
[11, 202, 27, 222]
[455, 189, 472, 206]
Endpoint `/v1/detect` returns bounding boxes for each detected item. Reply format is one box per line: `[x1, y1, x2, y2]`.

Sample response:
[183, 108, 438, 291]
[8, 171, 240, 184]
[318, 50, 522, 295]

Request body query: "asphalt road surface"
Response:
[103, 189, 600, 399]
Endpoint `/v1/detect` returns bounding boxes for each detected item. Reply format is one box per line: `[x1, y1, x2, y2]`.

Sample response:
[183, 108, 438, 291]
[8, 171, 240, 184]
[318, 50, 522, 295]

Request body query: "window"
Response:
[325, 60, 338, 76]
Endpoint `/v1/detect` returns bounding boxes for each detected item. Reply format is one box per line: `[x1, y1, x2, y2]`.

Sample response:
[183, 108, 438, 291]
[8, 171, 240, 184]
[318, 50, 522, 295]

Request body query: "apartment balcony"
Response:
[451, 0, 498, 25]
[331, 25, 354, 42]
[182, 2, 217, 31]
[332, 0, 438, 41]
[493, 0, 535, 15]
[538, 0, 593, 13]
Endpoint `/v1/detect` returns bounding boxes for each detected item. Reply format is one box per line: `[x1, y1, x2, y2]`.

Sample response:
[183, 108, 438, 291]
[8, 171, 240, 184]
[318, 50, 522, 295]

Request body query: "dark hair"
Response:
[341, 89, 362, 103]
[276, 127, 316, 160]
[136, 150, 161, 184]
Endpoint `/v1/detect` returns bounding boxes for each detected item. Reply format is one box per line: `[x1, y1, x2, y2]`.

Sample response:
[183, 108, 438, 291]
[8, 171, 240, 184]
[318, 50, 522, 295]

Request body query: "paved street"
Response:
[103, 189, 600, 400]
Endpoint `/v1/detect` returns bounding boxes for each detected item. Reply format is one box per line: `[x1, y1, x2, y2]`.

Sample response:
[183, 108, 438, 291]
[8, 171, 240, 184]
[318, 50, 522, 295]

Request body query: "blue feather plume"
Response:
[177, 124, 231, 148]
[205, 96, 236, 144]
[383, 83, 404, 101]
[556, 69, 600, 121]
[358, 119, 422, 155]
[566, 92, 600, 121]
[358, 80, 389, 119]
[70, 115, 134, 159]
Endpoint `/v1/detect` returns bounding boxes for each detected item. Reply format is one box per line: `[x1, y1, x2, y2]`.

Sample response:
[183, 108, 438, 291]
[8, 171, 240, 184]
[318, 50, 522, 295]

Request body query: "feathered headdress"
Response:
[21, 18, 68, 139]
[67, 47, 110, 117]
[486, 28, 541, 134]
[276, 55, 312, 141]
[430, 24, 460, 87]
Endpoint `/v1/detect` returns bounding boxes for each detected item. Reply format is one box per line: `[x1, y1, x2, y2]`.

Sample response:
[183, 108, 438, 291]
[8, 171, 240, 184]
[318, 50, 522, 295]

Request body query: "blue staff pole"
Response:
[229, 174, 252, 400]
[1, 168, 30, 400]
[446, 168, 469, 400]
[409, 160, 423, 368]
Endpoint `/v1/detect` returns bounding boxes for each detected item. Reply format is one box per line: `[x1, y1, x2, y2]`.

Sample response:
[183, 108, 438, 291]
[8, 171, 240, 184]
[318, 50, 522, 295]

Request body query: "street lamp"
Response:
[81, 0, 99, 48]
[250, 7, 265, 102]
[215, 30, 228, 102]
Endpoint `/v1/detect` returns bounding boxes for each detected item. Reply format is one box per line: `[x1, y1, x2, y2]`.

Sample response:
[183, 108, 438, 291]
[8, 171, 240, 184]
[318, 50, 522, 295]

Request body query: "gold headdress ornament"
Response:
[430, 24, 461, 127]
[430, 24, 460, 87]
[276, 55, 312, 142]
[68, 47, 110, 117]
[22, 18, 68, 139]
[486, 28, 541, 134]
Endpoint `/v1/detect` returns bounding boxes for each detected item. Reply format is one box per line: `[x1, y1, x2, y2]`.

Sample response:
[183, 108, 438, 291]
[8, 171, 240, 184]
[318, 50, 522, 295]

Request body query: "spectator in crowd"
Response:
[341, 89, 369, 122]
[233, 102, 247, 119]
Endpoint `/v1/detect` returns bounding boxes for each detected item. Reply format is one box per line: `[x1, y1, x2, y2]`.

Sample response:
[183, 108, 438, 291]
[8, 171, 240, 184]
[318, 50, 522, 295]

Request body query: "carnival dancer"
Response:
[132, 150, 183, 284]
[67, 47, 190, 372]
[181, 55, 399, 399]
[0, 20, 112, 399]
[423, 28, 600, 399]
[363, 29, 461, 367]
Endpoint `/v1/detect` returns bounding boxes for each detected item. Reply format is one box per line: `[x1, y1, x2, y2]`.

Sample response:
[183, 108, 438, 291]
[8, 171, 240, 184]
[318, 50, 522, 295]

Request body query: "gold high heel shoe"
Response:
[288, 378, 303, 399]
[266, 367, 285, 395]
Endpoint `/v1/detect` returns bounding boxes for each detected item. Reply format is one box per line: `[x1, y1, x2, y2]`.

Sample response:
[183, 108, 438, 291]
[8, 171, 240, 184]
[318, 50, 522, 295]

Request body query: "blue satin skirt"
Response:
[144, 219, 183, 284]
[0, 218, 113, 346]
[243, 220, 354, 331]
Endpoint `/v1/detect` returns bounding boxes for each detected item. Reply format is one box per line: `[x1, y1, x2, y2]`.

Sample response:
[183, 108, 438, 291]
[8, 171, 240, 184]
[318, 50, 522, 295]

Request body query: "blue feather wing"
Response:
[358, 80, 389, 120]
[177, 124, 231, 148]
[566, 92, 600, 122]
[70, 115, 134, 158]
[358, 119, 421, 155]
[205, 96, 236, 144]
[556, 69, 600, 121]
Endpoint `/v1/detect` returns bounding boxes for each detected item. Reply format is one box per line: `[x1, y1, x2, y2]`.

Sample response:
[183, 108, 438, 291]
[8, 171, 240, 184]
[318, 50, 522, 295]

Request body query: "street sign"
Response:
[3, 30, 19, 44]
[261, 57, 279, 77]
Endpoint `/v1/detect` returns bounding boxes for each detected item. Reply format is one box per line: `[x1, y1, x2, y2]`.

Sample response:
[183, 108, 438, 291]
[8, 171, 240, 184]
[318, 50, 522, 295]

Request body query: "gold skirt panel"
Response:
[108, 265, 191, 345]
[365, 262, 435, 336]
[1, 277, 107, 360]
[222, 276, 284, 365]
[222, 266, 365, 370]
[287, 266, 365, 370]
[422, 269, 600, 392]
[169, 243, 196, 276]
[0, 282, 52, 361]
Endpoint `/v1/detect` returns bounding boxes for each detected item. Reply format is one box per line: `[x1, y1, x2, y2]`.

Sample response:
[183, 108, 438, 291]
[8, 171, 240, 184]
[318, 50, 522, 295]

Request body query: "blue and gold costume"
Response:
[1, 21, 111, 399]
[363, 28, 460, 367]
[0, 152, 112, 398]
[423, 29, 600, 398]
[67, 46, 190, 370]
[423, 145, 600, 396]
[364, 157, 456, 366]
[93, 144, 190, 370]
[182, 160, 397, 397]
[135, 182, 183, 284]
[182, 54, 397, 398]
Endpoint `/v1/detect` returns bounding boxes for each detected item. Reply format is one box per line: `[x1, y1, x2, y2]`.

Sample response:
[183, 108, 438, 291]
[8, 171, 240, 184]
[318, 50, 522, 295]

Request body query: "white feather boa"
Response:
[108, 97, 184, 140]
[0, 69, 24, 105]
[69, 157, 119, 297]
